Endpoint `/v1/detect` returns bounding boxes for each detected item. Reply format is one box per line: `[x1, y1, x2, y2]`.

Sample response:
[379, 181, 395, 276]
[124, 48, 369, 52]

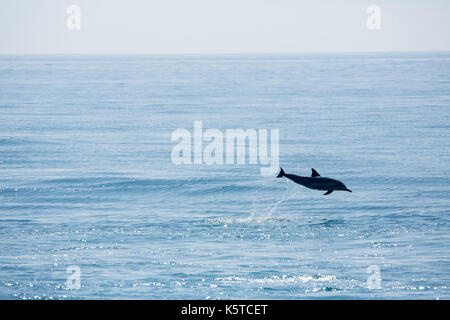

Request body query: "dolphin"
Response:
[276, 168, 352, 195]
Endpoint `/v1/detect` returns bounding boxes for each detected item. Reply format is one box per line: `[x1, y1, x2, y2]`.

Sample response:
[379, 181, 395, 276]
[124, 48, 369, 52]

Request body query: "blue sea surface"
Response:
[0, 53, 449, 299]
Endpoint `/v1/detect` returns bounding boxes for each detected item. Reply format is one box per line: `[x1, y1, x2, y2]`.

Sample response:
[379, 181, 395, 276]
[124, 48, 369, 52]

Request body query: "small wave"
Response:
[186, 184, 255, 195]
[215, 274, 337, 285]
[0, 219, 34, 223]
[37, 176, 226, 196]
[42, 176, 218, 188]
[206, 216, 299, 225]
[310, 219, 345, 227]
[0, 137, 57, 146]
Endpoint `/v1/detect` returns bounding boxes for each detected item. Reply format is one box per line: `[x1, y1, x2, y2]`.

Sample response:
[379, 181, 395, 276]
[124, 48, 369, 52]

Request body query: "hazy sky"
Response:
[1, 0, 450, 54]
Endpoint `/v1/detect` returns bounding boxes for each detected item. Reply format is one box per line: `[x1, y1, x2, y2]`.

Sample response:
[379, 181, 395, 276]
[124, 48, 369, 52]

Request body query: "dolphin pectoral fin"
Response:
[311, 168, 320, 177]
[323, 190, 333, 195]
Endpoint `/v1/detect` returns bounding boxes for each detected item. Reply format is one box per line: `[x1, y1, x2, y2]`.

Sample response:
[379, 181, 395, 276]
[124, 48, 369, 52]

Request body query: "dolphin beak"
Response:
[346, 189, 352, 192]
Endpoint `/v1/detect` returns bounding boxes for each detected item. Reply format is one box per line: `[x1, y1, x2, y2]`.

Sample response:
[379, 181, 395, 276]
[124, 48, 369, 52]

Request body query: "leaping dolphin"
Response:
[277, 168, 352, 195]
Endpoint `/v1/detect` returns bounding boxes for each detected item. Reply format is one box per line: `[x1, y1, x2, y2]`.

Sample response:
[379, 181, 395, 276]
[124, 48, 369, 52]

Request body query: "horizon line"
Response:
[1, 49, 450, 56]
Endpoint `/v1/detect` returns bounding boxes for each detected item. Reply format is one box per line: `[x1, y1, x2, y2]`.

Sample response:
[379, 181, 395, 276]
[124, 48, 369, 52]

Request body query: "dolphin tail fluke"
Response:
[277, 168, 285, 178]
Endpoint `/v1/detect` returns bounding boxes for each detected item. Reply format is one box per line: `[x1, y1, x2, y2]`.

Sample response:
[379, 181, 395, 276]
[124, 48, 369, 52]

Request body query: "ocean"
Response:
[0, 52, 449, 299]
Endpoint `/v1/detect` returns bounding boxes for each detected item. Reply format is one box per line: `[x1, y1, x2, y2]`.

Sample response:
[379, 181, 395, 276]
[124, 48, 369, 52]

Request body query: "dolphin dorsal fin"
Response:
[311, 168, 320, 177]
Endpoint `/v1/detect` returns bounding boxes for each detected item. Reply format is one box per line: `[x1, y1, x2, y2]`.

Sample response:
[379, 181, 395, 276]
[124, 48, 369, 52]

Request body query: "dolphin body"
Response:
[277, 168, 352, 195]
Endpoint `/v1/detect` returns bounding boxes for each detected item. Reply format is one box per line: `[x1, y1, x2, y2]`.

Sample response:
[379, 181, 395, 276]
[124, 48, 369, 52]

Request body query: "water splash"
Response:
[264, 180, 299, 220]
[209, 180, 299, 224]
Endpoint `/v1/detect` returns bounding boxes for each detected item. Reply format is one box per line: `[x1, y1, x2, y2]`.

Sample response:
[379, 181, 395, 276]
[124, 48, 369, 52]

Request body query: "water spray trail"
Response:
[265, 180, 298, 219]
